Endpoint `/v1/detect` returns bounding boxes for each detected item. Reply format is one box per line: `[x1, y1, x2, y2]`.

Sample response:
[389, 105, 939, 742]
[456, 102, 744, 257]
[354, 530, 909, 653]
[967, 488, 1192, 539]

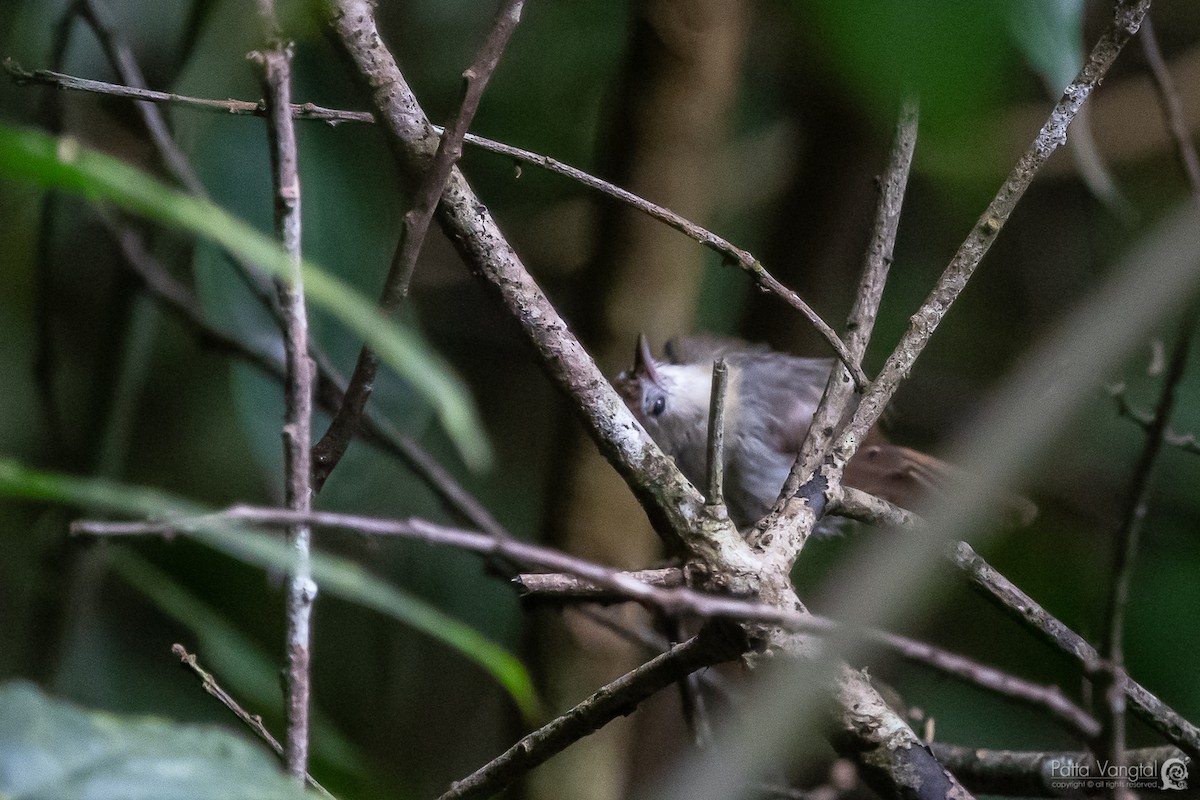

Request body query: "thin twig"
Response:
[390, 0, 524, 299]
[3, 59, 866, 388]
[705, 358, 729, 507]
[769, 97, 919, 548]
[253, 8, 315, 778]
[171, 644, 336, 799]
[29, 7, 81, 455]
[309, 0, 525, 491]
[1140, 15, 1200, 200]
[1109, 383, 1200, 456]
[75, 0, 204, 196]
[437, 630, 745, 800]
[1098, 15, 1200, 784]
[1098, 320, 1191, 782]
[4, 62, 375, 122]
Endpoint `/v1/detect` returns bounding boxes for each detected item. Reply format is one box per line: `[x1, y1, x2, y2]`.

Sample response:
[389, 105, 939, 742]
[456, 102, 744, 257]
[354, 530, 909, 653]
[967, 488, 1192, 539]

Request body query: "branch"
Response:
[437, 629, 746, 800]
[870, 629, 1099, 742]
[809, 485, 1200, 761]
[171, 644, 335, 799]
[390, 0, 523, 300]
[3, 59, 865, 388]
[517, 569, 1097, 741]
[950, 540, 1200, 761]
[3, 62, 375, 122]
[513, 567, 686, 602]
[309, 0, 525, 491]
[74, 0, 206, 196]
[71, 506, 812, 630]
[705, 358, 729, 507]
[1099, 318, 1192, 778]
[252, 6, 315, 778]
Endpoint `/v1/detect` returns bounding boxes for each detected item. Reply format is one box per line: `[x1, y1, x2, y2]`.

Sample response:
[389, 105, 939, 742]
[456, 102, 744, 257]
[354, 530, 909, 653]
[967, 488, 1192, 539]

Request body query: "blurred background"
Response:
[1, 0, 1199, 798]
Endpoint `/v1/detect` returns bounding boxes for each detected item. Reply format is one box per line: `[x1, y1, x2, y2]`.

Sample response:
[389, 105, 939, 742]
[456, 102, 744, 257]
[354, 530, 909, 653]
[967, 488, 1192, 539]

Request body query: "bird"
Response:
[614, 334, 1036, 531]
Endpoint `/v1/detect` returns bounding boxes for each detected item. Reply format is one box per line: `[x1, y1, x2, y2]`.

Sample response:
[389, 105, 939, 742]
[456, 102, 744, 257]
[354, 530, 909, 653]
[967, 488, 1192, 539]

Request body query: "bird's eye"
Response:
[650, 396, 666, 417]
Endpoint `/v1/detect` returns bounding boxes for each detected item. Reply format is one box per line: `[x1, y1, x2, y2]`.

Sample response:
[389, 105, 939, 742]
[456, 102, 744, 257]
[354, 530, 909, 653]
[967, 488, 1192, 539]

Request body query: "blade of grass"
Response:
[0, 123, 490, 471]
[0, 458, 538, 719]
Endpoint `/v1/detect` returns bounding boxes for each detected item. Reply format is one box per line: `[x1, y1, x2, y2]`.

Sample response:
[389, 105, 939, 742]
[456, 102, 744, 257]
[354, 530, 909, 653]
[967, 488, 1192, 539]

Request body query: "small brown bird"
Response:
[615, 335, 1035, 530]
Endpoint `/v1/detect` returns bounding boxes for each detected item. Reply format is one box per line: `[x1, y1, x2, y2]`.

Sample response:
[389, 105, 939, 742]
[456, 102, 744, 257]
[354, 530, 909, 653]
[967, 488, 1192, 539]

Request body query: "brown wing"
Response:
[845, 432, 1037, 525]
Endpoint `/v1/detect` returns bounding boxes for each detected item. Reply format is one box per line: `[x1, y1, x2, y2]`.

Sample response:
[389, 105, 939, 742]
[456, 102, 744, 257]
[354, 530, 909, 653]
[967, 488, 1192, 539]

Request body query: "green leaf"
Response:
[0, 459, 540, 721]
[0, 680, 309, 800]
[0, 123, 491, 471]
[1005, 0, 1084, 90]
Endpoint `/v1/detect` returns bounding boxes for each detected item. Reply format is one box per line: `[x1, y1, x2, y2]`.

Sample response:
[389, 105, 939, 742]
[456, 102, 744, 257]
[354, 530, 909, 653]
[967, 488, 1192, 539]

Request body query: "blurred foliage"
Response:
[0, 680, 310, 800]
[1, 0, 1199, 798]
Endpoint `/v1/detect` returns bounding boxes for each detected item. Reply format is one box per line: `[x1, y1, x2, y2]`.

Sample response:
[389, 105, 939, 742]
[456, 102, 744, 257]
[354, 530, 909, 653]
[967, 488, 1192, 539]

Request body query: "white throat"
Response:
[656, 362, 717, 421]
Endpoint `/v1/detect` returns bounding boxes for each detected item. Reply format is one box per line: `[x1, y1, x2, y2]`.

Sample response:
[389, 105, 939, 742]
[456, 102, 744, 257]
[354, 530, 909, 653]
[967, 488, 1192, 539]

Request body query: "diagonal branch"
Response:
[172, 644, 335, 799]
[762, 0, 1153, 566]
[436, 629, 746, 800]
[951, 540, 1200, 761]
[835, 1, 1151, 461]
[1140, 15, 1200, 199]
[74, 0, 206, 197]
[761, 96, 919, 554]
[310, 0, 525, 491]
[328, 0, 750, 571]
[823, 485, 1200, 761]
